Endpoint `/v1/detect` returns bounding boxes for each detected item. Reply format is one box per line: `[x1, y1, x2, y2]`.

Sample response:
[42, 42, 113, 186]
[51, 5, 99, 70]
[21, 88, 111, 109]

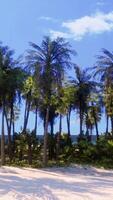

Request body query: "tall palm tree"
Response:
[0, 43, 25, 163]
[93, 49, 113, 135]
[0, 43, 15, 164]
[86, 93, 102, 140]
[71, 65, 96, 136]
[26, 36, 75, 166]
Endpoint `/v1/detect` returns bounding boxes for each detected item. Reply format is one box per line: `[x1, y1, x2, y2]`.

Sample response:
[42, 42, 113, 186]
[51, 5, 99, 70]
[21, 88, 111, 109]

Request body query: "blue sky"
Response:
[0, 0, 113, 134]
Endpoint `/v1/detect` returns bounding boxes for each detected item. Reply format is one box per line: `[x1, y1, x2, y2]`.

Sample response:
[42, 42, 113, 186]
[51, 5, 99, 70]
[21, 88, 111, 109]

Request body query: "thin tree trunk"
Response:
[59, 114, 62, 135]
[43, 106, 49, 167]
[86, 112, 90, 140]
[66, 109, 72, 145]
[92, 103, 99, 141]
[80, 104, 83, 136]
[56, 114, 62, 159]
[106, 114, 109, 136]
[94, 114, 99, 141]
[66, 109, 71, 137]
[49, 119, 54, 160]
[4, 109, 9, 134]
[34, 106, 38, 135]
[23, 100, 30, 132]
[1, 102, 5, 166]
[23, 99, 27, 128]
[50, 120, 54, 136]
[8, 101, 14, 161]
[111, 117, 113, 137]
[90, 125, 93, 142]
[12, 118, 15, 136]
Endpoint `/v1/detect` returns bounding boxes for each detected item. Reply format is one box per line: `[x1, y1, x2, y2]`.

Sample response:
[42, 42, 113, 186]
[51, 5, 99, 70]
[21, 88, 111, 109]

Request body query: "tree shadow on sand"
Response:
[0, 168, 113, 199]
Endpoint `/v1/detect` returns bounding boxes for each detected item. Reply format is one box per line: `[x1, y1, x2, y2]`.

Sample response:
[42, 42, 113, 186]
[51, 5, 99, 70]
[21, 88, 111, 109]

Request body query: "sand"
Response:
[0, 165, 113, 200]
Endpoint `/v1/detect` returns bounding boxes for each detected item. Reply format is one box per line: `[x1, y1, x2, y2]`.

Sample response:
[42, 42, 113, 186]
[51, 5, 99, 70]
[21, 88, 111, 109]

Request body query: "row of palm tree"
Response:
[0, 37, 113, 166]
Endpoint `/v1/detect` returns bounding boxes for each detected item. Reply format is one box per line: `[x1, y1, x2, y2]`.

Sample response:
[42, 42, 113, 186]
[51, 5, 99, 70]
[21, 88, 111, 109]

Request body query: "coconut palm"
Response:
[93, 49, 113, 135]
[71, 65, 96, 136]
[0, 43, 15, 164]
[26, 36, 75, 166]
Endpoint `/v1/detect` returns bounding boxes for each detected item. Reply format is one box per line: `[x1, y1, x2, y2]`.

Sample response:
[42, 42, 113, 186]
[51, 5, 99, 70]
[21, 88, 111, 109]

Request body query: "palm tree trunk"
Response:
[50, 120, 54, 136]
[8, 101, 14, 161]
[85, 112, 90, 141]
[12, 111, 15, 136]
[23, 100, 30, 132]
[90, 125, 93, 142]
[34, 106, 38, 135]
[66, 109, 71, 137]
[4, 109, 9, 133]
[59, 114, 62, 135]
[1, 102, 5, 165]
[94, 115, 99, 141]
[23, 99, 27, 128]
[49, 119, 54, 160]
[56, 114, 62, 159]
[80, 104, 83, 136]
[106, 114, 109, 135]
[92, 103, 99, 141]
[43, 106, 49, 167]
[111, 117, 113, 137]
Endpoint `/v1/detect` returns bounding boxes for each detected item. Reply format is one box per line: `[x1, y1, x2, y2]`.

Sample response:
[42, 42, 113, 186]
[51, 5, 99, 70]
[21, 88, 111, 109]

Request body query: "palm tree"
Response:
[0, 43, 15, 164]
[87, 93, 102, 140]
[5, 67, 25, 160]
[22, 76, 39, 133]
[26, 36, 75, 166]
[71, 65, 95, 136]
[63, 85, 75, 137]
[93, 49, 113, 135]
[0, 42, 25, 163]
[104, 84, 113, 135]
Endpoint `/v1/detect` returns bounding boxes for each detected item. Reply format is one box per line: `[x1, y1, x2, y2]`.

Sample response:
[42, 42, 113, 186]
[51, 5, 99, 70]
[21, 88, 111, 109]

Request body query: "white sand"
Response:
[0, 165, 113, 200]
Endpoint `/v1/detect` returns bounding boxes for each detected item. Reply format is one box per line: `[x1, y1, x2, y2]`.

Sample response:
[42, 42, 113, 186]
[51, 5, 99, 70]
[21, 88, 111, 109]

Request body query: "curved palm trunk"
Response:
[1, 102, 5, 165]
[43, 106, 49, 167]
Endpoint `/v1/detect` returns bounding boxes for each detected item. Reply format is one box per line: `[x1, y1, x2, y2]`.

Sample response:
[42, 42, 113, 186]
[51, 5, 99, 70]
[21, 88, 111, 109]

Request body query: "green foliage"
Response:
[12, 130, 42, 163]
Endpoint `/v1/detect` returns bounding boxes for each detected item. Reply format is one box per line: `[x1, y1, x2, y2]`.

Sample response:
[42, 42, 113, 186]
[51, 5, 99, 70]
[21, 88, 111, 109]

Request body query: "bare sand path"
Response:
[0, 166, 113, 200]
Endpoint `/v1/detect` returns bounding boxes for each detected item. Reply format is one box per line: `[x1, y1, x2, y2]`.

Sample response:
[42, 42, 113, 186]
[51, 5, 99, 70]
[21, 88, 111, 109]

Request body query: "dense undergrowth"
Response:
[1, 131, 113, 169]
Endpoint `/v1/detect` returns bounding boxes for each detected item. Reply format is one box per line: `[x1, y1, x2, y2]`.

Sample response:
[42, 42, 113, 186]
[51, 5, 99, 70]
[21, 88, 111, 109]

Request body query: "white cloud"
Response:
[96, 0, 105, 6]
[50, 11, 113, 41]
[50, 30, 70, 39]
[38, 16, 57, 22]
